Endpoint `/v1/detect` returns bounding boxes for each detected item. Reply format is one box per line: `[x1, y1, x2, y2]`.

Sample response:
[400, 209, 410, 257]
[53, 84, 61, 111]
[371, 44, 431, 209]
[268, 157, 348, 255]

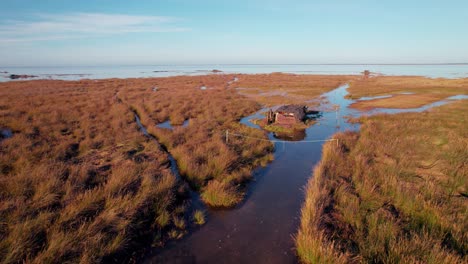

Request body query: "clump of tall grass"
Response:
[201, 180, 243, 208]
[193, 210, 206, 225]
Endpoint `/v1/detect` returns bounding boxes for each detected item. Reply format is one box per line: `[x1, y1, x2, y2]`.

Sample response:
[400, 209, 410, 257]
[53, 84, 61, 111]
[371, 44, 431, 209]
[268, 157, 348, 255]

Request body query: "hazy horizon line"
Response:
[2, 62, 468, 68]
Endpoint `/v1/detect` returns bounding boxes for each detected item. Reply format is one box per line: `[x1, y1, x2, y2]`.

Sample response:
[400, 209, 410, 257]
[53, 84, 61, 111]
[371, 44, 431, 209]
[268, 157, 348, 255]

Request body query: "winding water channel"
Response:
[134, 113, 204, 212]
[141, 84, 466, 264]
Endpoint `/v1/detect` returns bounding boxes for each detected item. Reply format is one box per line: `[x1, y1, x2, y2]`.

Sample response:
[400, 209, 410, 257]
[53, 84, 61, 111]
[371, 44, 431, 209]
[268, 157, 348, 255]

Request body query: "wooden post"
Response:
[226, 130, 229, 144]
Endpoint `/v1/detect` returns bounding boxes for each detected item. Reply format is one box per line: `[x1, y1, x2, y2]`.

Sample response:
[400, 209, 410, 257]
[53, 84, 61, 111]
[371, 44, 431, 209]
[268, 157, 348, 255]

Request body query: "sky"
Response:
[1, 0, 467, 66]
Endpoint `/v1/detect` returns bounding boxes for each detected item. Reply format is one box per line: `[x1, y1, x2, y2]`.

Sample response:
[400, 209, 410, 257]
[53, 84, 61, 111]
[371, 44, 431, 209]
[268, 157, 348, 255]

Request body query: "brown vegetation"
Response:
[235, 73, 355, 106]
[347, 75, 468, 99]
[0, 79, 187, 263]
[0, 74, 277, 263]
[296, 100, 468, 263]
[118, 74, 274, 208]
[350, 93, 449, 110]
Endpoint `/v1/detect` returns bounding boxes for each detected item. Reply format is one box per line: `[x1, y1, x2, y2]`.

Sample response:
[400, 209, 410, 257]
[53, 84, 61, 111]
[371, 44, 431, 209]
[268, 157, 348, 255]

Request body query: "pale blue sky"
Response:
[1, 0, 467, 66]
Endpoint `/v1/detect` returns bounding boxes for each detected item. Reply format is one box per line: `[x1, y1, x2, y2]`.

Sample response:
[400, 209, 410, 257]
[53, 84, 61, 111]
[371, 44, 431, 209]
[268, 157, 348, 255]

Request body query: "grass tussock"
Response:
[296, 100, 468, 263]
[193, 210, 206, 225]
[201, 180, 243, 208]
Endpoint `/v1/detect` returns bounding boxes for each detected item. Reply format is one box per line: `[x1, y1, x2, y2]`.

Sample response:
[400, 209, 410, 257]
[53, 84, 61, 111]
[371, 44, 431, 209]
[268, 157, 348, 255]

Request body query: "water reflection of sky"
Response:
[150, 83, 467, 264]
[240, 84, 467, 143]
[156, 119, 190, 130]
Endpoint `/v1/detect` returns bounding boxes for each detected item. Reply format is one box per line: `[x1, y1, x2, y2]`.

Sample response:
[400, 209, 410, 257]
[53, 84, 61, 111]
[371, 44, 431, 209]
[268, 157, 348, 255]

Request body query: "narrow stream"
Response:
[142, 84, 466, 264]
[134, 113, 204, 213]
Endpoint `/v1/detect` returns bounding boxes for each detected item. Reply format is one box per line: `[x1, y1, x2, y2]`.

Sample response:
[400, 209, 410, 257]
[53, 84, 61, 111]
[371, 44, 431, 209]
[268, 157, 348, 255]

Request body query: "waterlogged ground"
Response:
[0, 75, 464, 263]
[145, 84, 467, 263]
[145, 85, 358, 263]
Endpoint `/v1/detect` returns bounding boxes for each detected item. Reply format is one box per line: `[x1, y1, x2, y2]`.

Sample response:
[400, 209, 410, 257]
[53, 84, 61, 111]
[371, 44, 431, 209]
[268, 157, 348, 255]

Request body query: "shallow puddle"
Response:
[0, 128, 13, 141]
[157, 119, 190, 130]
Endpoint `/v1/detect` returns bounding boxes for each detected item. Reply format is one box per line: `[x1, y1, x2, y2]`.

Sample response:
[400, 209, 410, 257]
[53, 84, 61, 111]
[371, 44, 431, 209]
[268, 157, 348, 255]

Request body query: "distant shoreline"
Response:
[2, 64, 468, 82]
[2, 72, 468, 83]
[2, 63, 468, 68]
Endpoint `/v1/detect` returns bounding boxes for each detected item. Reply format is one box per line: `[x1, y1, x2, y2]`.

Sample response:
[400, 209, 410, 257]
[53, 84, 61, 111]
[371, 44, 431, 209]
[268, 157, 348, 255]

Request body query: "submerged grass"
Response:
[193, 210, 206, 225]
[296, 100, 468, 263]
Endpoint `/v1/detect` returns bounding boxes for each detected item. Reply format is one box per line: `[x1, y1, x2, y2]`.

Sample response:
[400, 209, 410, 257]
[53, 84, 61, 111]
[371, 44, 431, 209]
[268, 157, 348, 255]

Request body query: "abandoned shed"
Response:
[267, 105, 308, 125]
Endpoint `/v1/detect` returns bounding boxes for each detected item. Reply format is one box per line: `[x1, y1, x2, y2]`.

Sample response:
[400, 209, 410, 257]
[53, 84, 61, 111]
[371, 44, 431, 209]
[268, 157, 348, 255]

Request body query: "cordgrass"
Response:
[296, 100, 468, 263]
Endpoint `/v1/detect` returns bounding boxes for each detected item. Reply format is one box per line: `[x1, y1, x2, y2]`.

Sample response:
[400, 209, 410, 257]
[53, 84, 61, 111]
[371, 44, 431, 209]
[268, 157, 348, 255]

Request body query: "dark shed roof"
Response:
[276, 105, 307, 121]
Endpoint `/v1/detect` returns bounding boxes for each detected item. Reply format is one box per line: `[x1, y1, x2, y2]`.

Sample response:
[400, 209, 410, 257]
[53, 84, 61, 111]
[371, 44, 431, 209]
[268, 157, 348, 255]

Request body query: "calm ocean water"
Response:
[1, 64, 468, 81]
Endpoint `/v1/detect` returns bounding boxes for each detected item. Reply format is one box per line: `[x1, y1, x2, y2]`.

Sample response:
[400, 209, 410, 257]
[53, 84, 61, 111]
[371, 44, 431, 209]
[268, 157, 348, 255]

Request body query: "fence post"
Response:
[226, 130, 229, 144]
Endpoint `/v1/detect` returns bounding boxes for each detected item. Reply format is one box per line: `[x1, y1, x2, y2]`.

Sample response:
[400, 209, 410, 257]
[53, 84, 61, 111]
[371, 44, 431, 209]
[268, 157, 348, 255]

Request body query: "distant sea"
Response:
[1, 64, 468, 82]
